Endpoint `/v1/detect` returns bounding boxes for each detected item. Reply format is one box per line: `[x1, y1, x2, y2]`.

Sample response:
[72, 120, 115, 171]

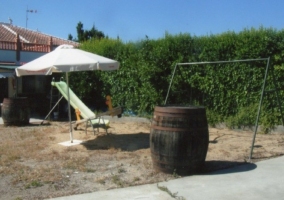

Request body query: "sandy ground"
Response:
[0, 118, 283, 200]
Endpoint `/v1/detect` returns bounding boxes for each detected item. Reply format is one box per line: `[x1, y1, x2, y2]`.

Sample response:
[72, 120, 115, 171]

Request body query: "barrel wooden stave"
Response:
[1, 97, 30, 126]
[150, 105, 209, 175]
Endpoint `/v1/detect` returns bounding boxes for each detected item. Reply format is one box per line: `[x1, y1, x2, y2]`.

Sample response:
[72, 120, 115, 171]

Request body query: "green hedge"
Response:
[68, 27, 284, 132]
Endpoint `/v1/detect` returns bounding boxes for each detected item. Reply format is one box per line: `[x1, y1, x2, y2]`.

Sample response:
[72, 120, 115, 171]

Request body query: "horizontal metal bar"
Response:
[177, 58, 269, 66]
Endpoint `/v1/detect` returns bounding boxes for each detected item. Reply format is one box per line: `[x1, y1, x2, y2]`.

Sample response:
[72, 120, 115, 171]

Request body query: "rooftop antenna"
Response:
[26, 6, 37, 28]
[8, 17, 13, 25]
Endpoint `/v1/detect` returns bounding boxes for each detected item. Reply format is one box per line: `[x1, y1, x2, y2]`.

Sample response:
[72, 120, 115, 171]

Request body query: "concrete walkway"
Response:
[50, 156, 284, 200]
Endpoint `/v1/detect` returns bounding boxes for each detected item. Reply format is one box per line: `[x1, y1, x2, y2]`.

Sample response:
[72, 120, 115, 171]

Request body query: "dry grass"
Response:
[0, 125, 65, 186]
[0, 121, 176, 199]
[0, 121, 283, 200]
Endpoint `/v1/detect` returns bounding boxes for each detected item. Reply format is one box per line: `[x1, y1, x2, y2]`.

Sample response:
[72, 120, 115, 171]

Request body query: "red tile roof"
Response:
[0, 22, 79, 47]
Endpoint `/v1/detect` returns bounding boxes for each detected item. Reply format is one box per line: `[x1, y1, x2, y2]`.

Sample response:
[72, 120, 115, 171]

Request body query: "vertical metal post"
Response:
[249, 57, 270, 161]
[26, 6, 28, 28]
[164, 64, 178, 105]
[66, 72, 73, 143]
[165, 58, 271, 162]
[15, 76, 18, 97]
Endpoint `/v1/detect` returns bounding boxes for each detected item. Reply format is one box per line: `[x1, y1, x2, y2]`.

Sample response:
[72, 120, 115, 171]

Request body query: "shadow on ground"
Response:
[201, 160, 257, 175]
[0, 122, 51, 128]
[82, 132, 150, 151]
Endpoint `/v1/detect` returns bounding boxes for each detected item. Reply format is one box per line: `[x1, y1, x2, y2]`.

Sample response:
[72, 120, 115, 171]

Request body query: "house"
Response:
[0, 22, 79, 115]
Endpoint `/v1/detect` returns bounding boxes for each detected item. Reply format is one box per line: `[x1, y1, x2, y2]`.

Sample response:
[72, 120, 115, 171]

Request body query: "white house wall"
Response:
[0, 49, 46, 64]
[20, 51, 46, 65]
[0, 50, 15, 62]
[1, 49, 48, 98]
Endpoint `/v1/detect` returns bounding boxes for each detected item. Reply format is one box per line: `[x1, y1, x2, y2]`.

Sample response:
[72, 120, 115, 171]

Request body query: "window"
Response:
[21, 75, 51, 94]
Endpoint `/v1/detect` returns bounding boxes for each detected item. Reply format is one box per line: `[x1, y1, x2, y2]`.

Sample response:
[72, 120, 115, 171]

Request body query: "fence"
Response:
[0, 40, 52, 52]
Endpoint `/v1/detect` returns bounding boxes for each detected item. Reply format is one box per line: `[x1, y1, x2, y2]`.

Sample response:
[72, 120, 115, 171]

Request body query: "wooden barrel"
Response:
[1, 97, 30, 126]
[150, 105, 209, 175]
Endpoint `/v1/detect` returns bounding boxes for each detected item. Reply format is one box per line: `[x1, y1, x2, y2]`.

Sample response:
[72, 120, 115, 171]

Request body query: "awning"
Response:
[0, 65, 19, 70]
[0, 65, 18, 78]
[0, 72, 14, 78]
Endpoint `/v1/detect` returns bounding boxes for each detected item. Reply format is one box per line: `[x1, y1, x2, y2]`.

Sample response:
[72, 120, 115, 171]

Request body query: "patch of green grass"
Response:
[118, 168, 126, 173]
[96, 177, 106, 185]
[133, 177, 140, 182]
[86, 168, 96, 173]
[111, 175, 124, 187]
[157, 184, 186, 200]
[25, 180, 43, 189]
[172, 169, 180, 178]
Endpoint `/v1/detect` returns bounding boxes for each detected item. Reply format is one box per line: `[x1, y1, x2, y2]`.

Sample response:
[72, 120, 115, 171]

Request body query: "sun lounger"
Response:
[50, 81, 122, 134]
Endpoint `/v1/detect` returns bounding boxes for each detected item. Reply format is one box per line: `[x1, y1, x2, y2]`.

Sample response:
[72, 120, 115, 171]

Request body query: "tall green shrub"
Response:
[66, 27, 284, 131]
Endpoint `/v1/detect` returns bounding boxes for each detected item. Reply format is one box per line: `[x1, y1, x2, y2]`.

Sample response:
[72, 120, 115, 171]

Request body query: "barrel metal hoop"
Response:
[150, 125, 207, 132]
[153, 112, 196, 118]
[151, 125, 188, 132]
[154, 106, 205, 114]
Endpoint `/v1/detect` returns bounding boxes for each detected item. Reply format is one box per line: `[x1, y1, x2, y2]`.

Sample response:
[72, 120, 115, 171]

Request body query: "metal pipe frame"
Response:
[164, 58, 281, 161]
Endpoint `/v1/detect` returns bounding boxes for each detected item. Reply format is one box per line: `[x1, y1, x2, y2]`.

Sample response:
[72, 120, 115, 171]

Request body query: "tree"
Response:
[88, 25, 105, 39]
[71, 21, 105, 42]
[68, 21, 106, 42]
[67, 34, 73, 41]
[76, 21, 85, 42]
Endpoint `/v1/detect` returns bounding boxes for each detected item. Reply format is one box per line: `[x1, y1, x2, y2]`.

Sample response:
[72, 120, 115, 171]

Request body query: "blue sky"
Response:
[1, 0, 284, 42]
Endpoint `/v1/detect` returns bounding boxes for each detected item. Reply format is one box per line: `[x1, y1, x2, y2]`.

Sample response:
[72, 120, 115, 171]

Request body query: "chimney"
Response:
[15, 34, 21, 61]
[49, 37, 53, 52]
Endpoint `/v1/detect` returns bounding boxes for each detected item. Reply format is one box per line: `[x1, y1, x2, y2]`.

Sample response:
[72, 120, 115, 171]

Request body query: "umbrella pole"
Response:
[66, 72, 73, 143]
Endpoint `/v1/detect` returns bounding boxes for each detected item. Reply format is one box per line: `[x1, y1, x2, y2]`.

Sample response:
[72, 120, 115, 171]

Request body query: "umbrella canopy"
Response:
[16, 44, 119, 76]
[15, 44, 119, 143]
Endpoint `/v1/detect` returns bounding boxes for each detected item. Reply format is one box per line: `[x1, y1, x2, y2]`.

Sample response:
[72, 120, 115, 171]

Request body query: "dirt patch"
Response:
[0, 119, 283, 200]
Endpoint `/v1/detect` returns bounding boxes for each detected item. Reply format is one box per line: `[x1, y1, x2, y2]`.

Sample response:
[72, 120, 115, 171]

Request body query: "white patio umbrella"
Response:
[16, 44, 119, 143]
